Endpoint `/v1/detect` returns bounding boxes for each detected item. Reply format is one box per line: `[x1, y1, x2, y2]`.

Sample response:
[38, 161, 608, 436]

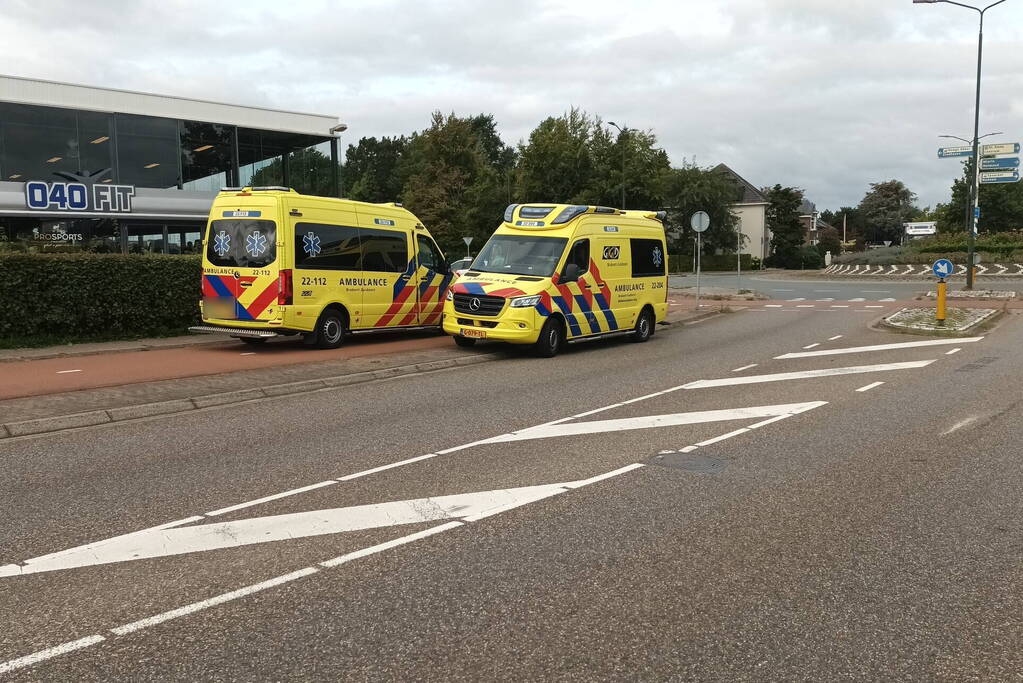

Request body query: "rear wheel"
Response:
[304, 309, 348, 349]
[630, 308, 654, 343]
[238, 337, 268, 346]
[453, 335, 477, 348]
[533, 318, 564, 358]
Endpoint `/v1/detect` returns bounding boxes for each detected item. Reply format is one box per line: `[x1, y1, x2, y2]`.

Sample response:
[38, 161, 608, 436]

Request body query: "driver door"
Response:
[414, 234, 449, 326]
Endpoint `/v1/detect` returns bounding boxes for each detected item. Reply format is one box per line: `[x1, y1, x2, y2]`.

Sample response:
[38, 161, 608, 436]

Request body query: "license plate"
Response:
[461, 328, 487, 339]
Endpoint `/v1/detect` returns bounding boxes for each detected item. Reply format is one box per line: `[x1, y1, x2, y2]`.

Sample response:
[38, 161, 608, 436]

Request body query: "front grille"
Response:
[456, 318, 499, 328]
[453, 293, 505, 316]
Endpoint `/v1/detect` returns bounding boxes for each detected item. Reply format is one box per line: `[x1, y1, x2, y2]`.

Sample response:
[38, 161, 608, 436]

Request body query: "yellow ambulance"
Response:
[443, 203, 668, 357]
[192, 187, 452, 348]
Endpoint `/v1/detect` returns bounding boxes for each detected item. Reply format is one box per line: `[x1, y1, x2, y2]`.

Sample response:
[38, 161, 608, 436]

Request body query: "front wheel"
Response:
[304, 309, 348, 349]
[453, 335, 477, 348]
[533, 318, 564, 358]
[630, 308, 654, 343]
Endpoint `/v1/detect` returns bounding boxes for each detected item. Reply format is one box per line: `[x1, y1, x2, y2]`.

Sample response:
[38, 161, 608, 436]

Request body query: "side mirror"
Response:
[562, 263, 580, 282]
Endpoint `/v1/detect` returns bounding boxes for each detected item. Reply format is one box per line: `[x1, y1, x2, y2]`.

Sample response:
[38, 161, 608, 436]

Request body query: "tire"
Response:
[453, 335, 477, 348]
[630, 308, 654, 343]
[238, 337, 267, 346]
[304, 309, 347, 349]
[533, 318, 564, 358]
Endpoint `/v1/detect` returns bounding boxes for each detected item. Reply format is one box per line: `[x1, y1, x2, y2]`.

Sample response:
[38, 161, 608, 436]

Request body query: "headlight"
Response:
[510, 295, 542, 308]
[446, 289, 454, 301]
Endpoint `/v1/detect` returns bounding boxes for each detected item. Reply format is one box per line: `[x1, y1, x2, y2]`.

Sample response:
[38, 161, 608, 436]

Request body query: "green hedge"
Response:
[672, 254, 755, 272]
[0, 254, 202, 343]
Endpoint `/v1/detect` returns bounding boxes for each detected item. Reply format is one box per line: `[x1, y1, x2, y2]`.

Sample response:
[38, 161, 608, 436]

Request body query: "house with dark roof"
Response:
[713, 163, 770, 260]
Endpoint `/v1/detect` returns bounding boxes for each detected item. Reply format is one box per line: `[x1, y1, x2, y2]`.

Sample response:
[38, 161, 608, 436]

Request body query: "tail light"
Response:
[278, 269, 293, 305]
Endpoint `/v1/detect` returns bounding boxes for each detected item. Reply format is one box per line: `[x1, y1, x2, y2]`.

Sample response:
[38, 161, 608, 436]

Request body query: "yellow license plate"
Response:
[461, 328, 487, 339]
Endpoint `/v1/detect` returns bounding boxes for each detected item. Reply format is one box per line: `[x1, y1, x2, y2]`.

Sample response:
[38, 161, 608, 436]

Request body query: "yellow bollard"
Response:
[936, 279, 947, 326]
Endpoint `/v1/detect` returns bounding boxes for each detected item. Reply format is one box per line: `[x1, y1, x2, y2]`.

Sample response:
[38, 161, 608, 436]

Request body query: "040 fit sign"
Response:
[25, 180, 136, 213]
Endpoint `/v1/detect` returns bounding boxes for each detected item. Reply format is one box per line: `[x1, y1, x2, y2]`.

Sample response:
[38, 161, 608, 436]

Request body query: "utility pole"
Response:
[608, 121, 628, 209]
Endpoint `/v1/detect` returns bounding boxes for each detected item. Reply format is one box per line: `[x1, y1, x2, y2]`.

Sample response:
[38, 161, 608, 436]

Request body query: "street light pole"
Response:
[608, 121, 628, 209]
[915, 0, 1008, 289]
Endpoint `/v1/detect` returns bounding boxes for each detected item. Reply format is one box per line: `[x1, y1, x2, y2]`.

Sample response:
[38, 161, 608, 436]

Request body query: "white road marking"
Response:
[481, 403, 826, 443]
[803, 343, 820, 349]
[110, 567, 321, 636]
[863, 290, 891, 293]
[674, 403, 827, 453]
[946, 348, 962, 355]
[879, 298, 896, 302]
[2, 462, 650, 669]
[828, 335, 843, 341]
[772, 289, 794, 292]
[849, 298, 866, 302]
[731, 364, 758, 372]
[0, 635, 107, 675]
[765, 304, 783, 308]
[55, 369, 82, 374]
[796, 305, 815, 308]
[856, 381, 885, 393]
[830, 305, 849, 308]
[864, 305, 884, 308]
[240, 352, 256, 356]
[695, 427, 750, 447]
[787, 297, 806, 302]
[775, 337, 983, 359]
[815, 298, 834, 302]
[813, 290, 839, 292]
[680, 446, 699, 453]
[942, 416, 980, 436]
[205, 480, 338, 517]
[682, 361, 934, 389]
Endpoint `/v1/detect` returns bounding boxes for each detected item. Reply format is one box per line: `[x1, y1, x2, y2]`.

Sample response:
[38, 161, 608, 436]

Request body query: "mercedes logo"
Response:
[469, 297, 482, 311]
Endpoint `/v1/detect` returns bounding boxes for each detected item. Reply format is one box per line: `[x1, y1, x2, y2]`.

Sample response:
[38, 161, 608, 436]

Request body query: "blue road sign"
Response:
[938, 146, 974, 159]
[980, 157, 1020, 171]
[980, 171, 1020, 184]
[932, 259, 953, 278]
[933, 259, 954, 279]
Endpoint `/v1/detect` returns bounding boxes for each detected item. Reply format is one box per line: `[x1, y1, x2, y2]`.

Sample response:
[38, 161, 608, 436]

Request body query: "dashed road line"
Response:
[946, 348, 962, 355]
[828, 335, 843, 341]
[856, 381, 885, 393]
[731, 364, 758, 372]
[803, 343, 820, 350]
[682, 360, 934, 389]
[55, 369, 82, 374]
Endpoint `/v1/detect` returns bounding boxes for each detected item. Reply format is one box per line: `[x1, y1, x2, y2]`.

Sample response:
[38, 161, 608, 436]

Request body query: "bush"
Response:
[673, 253, 754, 272]
[0, 254, 202, 343]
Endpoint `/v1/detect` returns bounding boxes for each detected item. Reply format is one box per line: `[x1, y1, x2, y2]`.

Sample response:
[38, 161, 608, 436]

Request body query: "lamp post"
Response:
[608, 121, 628, 209]
[329, 123, 348, 199]
[914, 0, 1008, 289]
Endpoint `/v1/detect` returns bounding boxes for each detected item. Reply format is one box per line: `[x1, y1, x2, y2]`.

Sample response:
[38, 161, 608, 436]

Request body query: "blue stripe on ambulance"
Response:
[206, 275, 232, 298]
[392, 259, 416, 299]
[593, 293, 618, 330]
[572, 295, 602, 334]
[551, 296, 582, 336]
[459, 283, 488, 296]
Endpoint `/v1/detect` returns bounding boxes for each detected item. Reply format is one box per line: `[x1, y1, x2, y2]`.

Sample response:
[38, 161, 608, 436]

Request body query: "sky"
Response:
[2, 0, 1021, 211]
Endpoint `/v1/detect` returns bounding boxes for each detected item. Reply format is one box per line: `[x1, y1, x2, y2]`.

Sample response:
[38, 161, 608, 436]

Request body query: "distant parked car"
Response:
[449, 257, 473, 279]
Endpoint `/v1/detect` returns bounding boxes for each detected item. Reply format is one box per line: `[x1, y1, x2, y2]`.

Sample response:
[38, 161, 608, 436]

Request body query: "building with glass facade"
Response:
[0, 74, 343, 254]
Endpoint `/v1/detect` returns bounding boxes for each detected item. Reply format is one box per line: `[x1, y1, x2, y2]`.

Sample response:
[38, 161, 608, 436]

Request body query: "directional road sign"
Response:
[980, 170, 1020, 184]
[690, 211, 710, 233]
[932, 259, 954, 279]
[980, 157, 1020, 171]
[981, 142, 1020, 157]
[938, 146, 973, 159]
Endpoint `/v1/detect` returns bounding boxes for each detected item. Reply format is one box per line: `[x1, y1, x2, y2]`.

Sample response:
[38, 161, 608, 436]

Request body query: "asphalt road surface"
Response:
[2, 307, 1022, 680]
[672, 271, 1023, 302]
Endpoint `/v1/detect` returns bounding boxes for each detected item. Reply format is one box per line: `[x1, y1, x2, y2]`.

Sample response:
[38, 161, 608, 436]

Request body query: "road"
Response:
[2, 307, 1022, 680]
[672, 271, 1023, 302]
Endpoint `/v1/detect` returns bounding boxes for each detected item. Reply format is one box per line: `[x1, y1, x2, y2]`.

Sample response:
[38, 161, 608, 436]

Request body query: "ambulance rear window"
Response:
[206, 220, 277, 268]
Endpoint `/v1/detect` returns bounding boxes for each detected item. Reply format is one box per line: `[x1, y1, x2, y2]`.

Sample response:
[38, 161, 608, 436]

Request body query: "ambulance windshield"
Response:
[470, 235, 568, 277]
[205, 220, 277, 268]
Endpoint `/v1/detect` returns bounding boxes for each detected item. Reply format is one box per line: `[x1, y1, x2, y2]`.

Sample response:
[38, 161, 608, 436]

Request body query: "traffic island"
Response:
[880, 307, 999, 336]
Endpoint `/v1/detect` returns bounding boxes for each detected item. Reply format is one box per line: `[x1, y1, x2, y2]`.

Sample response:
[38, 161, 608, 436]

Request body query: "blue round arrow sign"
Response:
[932, 259, 954, 279]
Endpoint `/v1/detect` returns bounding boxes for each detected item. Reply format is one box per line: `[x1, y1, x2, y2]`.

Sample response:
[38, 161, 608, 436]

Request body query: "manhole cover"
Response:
[647, 452, 727, 473]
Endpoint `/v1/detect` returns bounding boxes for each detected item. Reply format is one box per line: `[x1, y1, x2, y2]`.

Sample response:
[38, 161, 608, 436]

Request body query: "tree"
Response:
[816, 225, 842, 258]
[657, 164, 739, 259]
[934, 159, 1023, 233]
[515, 108, 594, 203]
[250, 147, 335, 197]
[857, 180, 918, 244]
[819, 206, 864, 243]
[400, 112, 510, 256]
[765, 185, 805, 268]
[580, 122, 671, 209]
[343, 136, 408, 203]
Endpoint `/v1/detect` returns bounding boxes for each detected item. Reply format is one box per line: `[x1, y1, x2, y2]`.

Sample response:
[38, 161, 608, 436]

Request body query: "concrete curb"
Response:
[0, 352, 501, 440]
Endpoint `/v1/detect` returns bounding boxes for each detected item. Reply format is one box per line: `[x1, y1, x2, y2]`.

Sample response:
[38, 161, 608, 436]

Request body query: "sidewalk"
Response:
[0, 333, 228, 363]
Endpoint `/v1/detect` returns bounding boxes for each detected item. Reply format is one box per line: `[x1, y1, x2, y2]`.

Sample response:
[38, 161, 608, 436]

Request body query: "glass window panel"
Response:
[295, 222, 361, 270]
[359, 227, 408, 273]
[114, 114, 180, 188]
[205, 219, 277, 268]
[180, 121, 233, 191]
[0, 102, 80, 182]
[631, 238, 666, 277]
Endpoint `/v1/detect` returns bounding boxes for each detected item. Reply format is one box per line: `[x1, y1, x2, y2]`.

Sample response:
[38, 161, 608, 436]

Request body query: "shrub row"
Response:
[671, 254, 756, 272]
[0, 254, 202, 341]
